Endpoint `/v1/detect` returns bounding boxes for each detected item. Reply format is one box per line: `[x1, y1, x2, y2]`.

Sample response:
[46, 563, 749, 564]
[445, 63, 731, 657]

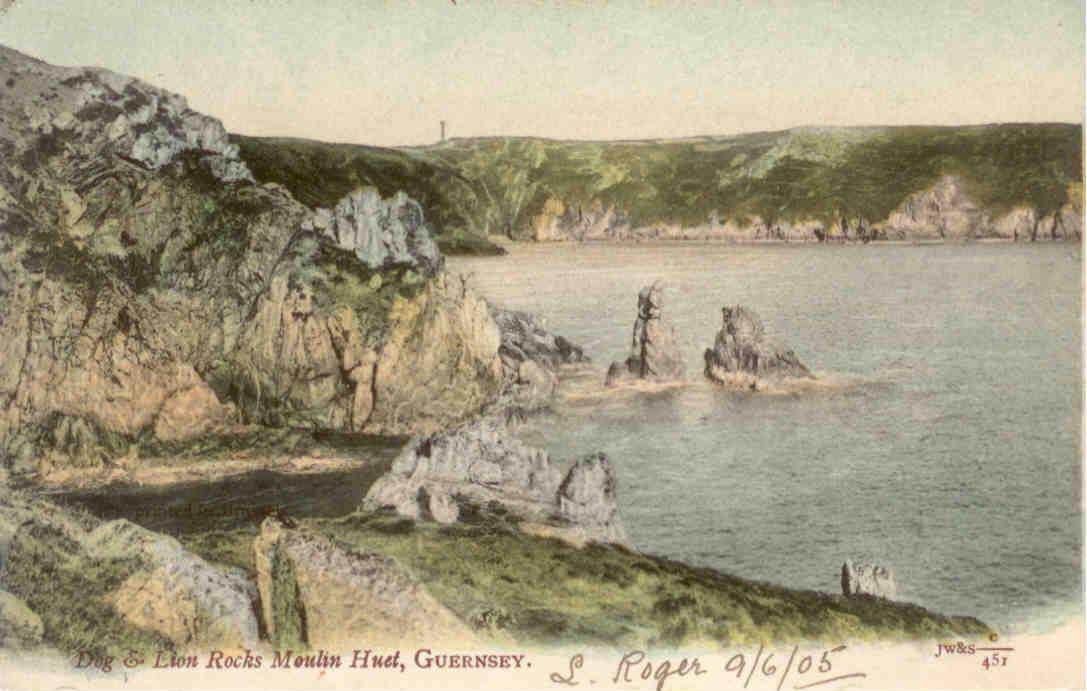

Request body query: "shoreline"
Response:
[476, 235, 1080, 250]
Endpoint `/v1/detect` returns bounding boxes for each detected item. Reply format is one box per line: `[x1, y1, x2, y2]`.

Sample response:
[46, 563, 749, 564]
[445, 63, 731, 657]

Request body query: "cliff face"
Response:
[882, 176, 1082, 241]
[525, 176, 1083, 243]
[0, 46, 506, 478]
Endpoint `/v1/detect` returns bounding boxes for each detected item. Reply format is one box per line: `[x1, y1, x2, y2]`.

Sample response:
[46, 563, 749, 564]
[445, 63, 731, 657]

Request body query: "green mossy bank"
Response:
[184, 510, 990, 651]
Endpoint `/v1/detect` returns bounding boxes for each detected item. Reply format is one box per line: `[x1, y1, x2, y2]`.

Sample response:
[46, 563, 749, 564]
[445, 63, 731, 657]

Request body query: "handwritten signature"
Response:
[550, 645, 865, 691]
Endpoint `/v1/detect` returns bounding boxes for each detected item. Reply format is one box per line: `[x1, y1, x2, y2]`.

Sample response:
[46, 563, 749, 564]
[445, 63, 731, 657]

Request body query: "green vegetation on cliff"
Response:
[2, 505, 174, 658]
[234, 124, 1082, 240]
[185, 510, 990, 649]
[231, 135, 507, 255]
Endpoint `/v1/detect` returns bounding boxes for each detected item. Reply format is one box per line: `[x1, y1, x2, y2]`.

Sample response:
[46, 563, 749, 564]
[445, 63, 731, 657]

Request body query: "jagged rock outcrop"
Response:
[530, 197, 834, 243]
[307, 187, 443, 275]
[253, 517, 473, 647]
[881, 176, 989, 240]
[557, 453, 623, 539]
[0, 493, 259, 649]
[704, 305, 813, 390]
[605, 282, 685, 386]
[362, 274, 506, 435]
[0, 45, 509, 477]
[841, 561, 898, 600]
[881, 176, 1083, 241]
[992, 204, 1083, 241]
[363, 419, 628, 546]
[2, 46, 252, 185]
[488, 305, 588, 417]
[94, 520, 260, 648]
[491, 306, 588, 369]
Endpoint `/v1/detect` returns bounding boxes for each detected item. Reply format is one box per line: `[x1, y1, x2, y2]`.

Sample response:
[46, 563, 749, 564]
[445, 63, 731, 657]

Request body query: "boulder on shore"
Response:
[703, 305, 813, 389]
[841, 560, 897, 599]
[363, 419, 628, 547]
[253, 517, 473, 648]
[605, 282, 685, 386]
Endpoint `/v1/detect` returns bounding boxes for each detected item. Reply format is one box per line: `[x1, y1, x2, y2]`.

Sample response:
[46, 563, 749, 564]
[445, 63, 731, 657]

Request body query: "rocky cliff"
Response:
[526, 176, 1083, 243]
[488, 305, 588, 419]
[0, 45, 509, 479]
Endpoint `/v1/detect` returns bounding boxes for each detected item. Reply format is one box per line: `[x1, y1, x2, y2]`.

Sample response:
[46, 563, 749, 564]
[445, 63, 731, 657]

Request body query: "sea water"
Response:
[448, 241, 1083, 630]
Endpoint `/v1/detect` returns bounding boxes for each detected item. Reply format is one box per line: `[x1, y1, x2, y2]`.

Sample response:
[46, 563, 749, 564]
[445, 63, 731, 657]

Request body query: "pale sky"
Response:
[1, 0, 1083, 146]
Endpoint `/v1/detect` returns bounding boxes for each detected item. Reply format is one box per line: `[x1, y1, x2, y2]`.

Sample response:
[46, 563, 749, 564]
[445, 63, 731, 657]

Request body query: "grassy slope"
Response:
[235, 125, 1082, 242]
[231, 135, 506, 255]
[184, 510, 989, 650]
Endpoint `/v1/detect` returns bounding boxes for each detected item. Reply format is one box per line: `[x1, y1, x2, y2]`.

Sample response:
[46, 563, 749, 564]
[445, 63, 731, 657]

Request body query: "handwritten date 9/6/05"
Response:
[550, 644, 865, 691]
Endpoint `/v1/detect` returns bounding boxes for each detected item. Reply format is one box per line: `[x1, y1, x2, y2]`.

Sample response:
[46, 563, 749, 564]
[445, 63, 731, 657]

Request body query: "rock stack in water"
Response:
[605, 282, 686, 386]
[840, 561, 897, 599]
[703, 305, 813, 390]
[363, 419, 628, 547]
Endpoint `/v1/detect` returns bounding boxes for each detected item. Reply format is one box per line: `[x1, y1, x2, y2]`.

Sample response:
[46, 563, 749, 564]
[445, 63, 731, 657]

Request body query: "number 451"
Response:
[982, 654, 1007, 670]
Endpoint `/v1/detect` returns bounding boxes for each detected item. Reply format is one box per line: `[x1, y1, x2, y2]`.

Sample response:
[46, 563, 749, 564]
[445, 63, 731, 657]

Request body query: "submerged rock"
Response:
[841, 560, 897, 599]
[363, 419, 628, 547]
[703, 305, 813, 389]
[253, 517, 472, 647]
[605, 282, 685, 386]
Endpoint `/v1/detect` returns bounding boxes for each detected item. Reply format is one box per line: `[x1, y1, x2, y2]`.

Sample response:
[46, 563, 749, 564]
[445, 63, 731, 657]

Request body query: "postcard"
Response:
[0, 1, 1083, 690]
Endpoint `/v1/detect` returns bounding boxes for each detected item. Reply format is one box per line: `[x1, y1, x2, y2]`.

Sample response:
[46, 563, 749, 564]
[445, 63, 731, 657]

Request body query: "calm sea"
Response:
[449, 241, 1083, 631]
